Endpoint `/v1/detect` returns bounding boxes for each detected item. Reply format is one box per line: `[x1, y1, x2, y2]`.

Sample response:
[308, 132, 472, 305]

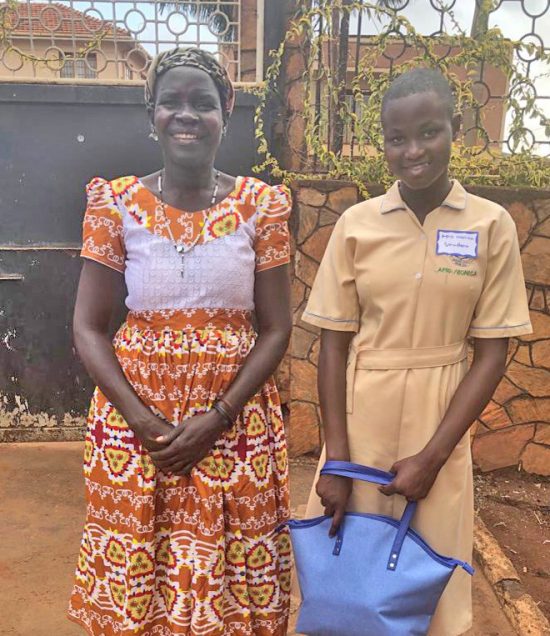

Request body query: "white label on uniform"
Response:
[436, 230, 478, 258]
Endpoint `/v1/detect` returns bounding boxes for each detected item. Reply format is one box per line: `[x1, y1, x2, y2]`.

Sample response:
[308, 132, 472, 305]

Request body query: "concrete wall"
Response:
[288, 179, 550, 477]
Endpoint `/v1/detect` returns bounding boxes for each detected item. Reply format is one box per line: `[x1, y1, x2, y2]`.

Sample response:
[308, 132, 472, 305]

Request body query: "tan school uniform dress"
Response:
[301, 180, 532, 636]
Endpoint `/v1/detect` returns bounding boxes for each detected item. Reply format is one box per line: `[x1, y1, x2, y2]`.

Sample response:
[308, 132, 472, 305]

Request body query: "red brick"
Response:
[506, 201, 536, 248]
[506, 362, 550, 398]
[522, 237, 550, 286]
[297, 204, 320, 244]
[472, 425, 535, 471]
[532, 339, 550, 370]
[506, 396, 550, 424]
[327, 186, 359, 215]
[290, 359, 318, 403]
[480, 401, 512, 430]
[519, 311, 550, 342]
[520, 442, 550, 476]
[288, 401, 320, 457]
[493, 376, 523, 405]
[296, 187, 326, 208]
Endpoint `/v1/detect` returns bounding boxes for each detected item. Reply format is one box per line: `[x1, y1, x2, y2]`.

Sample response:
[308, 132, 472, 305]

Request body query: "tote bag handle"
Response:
[320, 460, 417, 571]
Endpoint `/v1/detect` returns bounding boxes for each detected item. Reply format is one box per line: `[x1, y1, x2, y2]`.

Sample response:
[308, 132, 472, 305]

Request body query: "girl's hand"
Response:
[148, 411, 226, 475]
[315, 474, 353, 537]
[379, 451, 443, 501]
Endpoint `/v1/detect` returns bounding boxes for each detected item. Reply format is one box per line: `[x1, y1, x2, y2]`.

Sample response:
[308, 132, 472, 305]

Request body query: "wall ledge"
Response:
[290, 178, 550, 202]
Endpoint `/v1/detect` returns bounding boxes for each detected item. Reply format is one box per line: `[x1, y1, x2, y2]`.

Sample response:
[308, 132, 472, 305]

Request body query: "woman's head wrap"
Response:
[145, 47, 235, 123]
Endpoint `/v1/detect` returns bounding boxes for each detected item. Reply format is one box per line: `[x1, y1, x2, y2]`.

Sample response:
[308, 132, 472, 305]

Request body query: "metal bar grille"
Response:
[0, 0, 264, 85]
[307, 0, 550, 159]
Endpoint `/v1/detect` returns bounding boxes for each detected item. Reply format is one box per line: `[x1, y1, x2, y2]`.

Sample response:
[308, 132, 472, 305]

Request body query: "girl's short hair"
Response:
[382, 68, 455, 119]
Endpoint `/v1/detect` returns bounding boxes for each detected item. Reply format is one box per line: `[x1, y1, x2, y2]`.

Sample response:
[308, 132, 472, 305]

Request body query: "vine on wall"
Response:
[253, 0, 550, 195]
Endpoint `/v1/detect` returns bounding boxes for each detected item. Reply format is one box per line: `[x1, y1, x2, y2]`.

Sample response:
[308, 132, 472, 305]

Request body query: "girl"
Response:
[68, 48, 292, 635]
[301, 68, 532, 635]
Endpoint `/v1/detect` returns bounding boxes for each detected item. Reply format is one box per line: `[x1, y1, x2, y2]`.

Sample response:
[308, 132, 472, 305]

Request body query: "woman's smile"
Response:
[171, 131, 201, 144]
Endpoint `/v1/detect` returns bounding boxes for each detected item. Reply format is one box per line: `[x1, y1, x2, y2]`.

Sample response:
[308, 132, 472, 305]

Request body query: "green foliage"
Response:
[253, 0, 550, 194]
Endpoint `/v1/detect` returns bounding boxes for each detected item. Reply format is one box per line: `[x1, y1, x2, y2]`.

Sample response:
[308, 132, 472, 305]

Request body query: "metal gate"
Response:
[0, 0, 285, 441]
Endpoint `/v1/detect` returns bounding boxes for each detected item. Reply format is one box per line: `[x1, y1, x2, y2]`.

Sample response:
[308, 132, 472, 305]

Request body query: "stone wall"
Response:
[287, 179, 550, 477]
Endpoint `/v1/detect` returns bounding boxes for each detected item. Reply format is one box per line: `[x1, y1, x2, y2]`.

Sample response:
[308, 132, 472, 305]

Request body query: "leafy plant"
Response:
[252, 0, 550, 195]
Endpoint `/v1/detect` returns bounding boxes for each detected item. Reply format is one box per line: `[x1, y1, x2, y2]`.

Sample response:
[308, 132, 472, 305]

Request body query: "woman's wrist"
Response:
[121, 404, 155, 433]
[218, 396, 239, 420]
[211, 399, 235, 431]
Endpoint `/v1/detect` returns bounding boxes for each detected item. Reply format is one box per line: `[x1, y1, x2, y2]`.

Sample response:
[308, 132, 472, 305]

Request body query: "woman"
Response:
[301, 69, 531, 635]
[68, 48, 292, 636]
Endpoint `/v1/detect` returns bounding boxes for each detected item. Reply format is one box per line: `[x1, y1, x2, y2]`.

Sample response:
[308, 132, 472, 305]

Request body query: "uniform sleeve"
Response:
[254, 184, 291, 272]
[468, 209, 532, 338]
[80, 177, 126, 273]
[302, 213, 360, 332]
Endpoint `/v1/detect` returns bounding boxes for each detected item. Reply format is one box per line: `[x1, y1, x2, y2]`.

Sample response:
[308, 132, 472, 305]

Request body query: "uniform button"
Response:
[415, 272, 422, 279]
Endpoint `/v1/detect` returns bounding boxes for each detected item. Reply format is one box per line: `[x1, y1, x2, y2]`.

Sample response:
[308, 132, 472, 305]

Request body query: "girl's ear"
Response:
[451, 114, 462, 141]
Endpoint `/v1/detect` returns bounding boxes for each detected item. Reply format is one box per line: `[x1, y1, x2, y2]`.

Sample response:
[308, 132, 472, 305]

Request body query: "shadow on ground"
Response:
[0, 443, 515, 636]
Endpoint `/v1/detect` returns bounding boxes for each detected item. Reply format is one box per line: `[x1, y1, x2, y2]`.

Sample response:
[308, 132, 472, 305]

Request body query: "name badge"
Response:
[436, 230, 478, 259]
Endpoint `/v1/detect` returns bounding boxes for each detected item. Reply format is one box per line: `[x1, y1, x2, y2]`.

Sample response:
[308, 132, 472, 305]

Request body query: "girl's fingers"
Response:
[329, 507, 345, 537]
[379, 480, 398, 496]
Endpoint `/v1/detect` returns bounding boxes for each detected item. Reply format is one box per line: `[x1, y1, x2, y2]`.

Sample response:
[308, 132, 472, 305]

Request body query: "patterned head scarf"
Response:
[145, 47, 235, 124]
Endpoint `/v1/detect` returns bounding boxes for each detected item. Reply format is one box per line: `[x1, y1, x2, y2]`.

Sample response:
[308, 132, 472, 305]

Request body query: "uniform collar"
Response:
[379, 180, 467, 214]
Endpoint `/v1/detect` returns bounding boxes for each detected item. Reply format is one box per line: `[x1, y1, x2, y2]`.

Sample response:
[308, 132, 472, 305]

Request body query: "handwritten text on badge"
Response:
[436, 230, 478, 259]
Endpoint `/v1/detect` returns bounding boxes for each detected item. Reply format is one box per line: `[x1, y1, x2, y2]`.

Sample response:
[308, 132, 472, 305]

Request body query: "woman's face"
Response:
[382, 91, 459, 191]
[152, 65, 224, 168]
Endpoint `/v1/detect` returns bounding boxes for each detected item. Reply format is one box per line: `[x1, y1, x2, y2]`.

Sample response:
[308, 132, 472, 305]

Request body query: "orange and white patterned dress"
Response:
[68, 175, 292, 636]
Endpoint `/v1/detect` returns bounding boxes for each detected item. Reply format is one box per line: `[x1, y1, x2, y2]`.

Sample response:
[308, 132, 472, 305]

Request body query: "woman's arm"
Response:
[380, 337, 508, 500]
[150, 264, 292, 474]
[74, 260, 174, 450]
[212, 264, 292, 413]
[315, 328, 355, 536]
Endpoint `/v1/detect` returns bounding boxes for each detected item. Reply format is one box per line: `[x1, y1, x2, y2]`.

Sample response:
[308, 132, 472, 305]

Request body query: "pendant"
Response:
[176, 244, 185, 254]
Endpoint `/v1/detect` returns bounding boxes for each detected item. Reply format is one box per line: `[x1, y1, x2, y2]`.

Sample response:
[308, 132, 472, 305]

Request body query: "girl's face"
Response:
[382, 91, 460, 191]
[153, 65, 224, 168]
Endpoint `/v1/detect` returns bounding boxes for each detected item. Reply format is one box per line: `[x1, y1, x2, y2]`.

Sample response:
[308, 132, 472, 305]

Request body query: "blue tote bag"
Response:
[288, 461, 474, 636]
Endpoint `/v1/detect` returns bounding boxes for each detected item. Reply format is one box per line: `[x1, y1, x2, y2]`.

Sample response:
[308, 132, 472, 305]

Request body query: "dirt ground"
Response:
[474, 468, 550, 620]
[0, 443, 516, 636]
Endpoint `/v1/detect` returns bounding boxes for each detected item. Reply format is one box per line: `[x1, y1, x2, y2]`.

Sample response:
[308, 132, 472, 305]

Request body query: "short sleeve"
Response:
[80, 177, 126, 273]
[468, 209, 532, 338]
[302, 213, 360, 332]
[254, 184, 291, 272]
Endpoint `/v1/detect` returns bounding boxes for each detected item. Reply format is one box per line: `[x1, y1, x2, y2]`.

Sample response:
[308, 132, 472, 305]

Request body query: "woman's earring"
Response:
[149, 124, 158, 141]
[222, 124, 228, 139]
